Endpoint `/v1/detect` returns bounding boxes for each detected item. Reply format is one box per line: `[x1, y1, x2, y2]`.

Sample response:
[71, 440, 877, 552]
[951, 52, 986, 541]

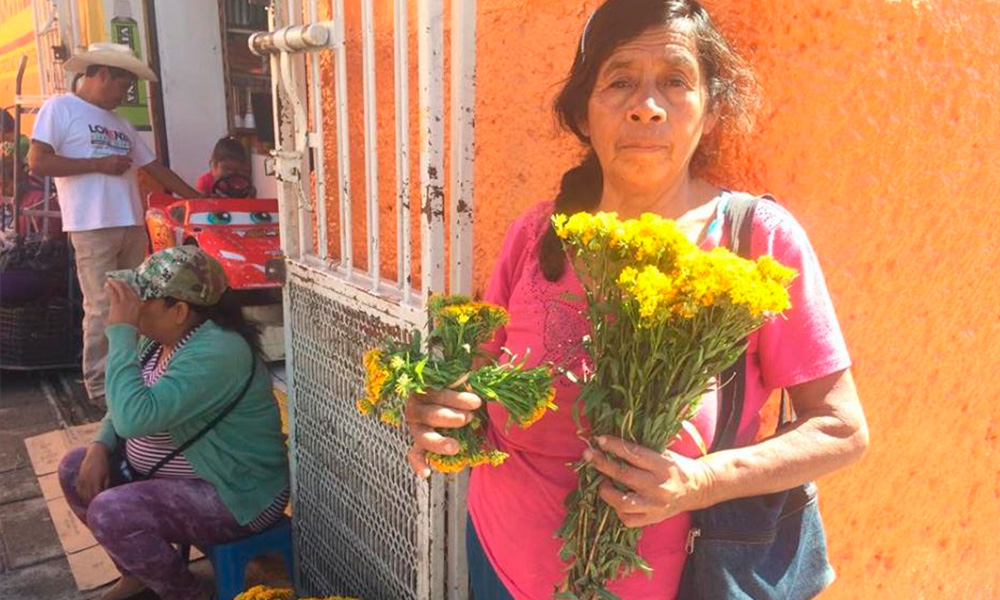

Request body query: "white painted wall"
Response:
[152, 0, 228, 185]
[252, 152, 278, 198]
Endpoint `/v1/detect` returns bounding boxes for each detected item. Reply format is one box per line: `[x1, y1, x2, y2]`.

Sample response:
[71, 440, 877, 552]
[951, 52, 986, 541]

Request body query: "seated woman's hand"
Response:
[106, 279, 141, 326]
[584, 435, 716, 528]
[404, 389, 481, 479]
[76, 443, 112, 503]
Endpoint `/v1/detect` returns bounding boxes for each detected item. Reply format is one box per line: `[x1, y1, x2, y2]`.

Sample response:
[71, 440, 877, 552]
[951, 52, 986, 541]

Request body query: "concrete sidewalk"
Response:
[0, 370, 101, 600]
[0, 369, 292, 600]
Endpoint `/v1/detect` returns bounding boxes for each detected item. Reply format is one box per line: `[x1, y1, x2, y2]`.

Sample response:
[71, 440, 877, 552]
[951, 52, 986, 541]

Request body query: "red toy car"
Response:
[145, 192, 283, 290]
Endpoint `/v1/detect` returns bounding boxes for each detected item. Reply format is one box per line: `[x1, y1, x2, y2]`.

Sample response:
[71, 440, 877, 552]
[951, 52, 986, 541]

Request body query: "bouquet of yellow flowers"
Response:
[551, 212, 797, 599]
[235, 585, 359, 600]
[358, 295, 557, 473]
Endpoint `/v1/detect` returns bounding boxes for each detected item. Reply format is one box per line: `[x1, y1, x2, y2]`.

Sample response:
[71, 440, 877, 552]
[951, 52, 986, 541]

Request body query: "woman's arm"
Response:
[699, 368, 867, 503]
[92, 414, 120, 452]
[103, 280, 250, 438]
[28, 140, 132, 177]
[105, 324, 250, 438]
[586, 369, 867, 527]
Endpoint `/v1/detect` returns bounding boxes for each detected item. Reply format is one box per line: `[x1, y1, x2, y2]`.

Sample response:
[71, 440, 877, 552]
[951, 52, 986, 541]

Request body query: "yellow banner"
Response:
[0, 5, 38, 108]
[0, 0, 30, 22]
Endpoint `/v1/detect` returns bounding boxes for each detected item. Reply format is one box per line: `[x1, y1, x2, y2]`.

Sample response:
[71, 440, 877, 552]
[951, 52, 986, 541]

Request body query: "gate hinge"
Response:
[269, 150, 302, 183]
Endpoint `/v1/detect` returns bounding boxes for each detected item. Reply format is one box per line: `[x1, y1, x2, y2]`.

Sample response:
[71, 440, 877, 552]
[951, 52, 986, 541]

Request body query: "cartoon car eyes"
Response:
[207, 211, 233, 225]
[189, 211, 280, 226]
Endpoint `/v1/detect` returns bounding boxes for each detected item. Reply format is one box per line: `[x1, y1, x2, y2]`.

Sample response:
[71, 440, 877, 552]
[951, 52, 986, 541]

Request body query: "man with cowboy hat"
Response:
[28, 42, 201, 405]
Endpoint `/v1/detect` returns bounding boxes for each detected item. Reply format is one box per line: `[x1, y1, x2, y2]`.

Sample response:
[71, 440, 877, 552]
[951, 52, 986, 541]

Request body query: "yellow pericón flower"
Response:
[438, 301, 510, 328]
[362, 349, 389, 407]
[394, 373, 412, 396]
[427, 453, 469, 473]
[618, 264, 681, 323]
[379, 409, 402, 428]
[234, 586, 295, 600]
[520, 386, 557, 427]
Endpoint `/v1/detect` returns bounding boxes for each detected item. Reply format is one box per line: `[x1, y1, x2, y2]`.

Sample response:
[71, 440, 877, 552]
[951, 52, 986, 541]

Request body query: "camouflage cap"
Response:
[107, 246, 228, 306]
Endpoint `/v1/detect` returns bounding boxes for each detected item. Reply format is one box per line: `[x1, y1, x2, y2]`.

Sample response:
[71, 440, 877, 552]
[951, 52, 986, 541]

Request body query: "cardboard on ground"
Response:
[25, 424, 203, 591]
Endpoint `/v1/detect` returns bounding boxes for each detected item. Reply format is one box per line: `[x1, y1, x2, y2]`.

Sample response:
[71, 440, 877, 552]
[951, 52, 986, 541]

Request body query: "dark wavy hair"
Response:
[539, 0, 760, 281]
[164, 290, 261, 356]
[210, 136, 249, 165]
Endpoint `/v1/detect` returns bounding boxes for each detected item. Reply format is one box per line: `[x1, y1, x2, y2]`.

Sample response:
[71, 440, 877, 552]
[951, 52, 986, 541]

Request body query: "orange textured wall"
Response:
[317, 0, 436, 286]
[322, 1, 1000, 596]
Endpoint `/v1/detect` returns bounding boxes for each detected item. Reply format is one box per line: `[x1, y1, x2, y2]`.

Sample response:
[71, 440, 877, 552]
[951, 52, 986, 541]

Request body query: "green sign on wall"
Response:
[111, 1, 151, 131]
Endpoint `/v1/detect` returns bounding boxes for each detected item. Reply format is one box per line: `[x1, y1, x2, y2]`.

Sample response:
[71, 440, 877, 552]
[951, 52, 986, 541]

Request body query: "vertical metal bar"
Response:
[447, 4, 476, 596]
[419, 3, 447, 595]
[63, 0, 82, 52]
[361, 0, 380, 289]
[309, 0, 328, 260]
[42, 178, 51, 238]
[394, 0, 412, 300]
[267, 0, 301, 589]
[449, 0, 476, 297]
[33, 1, 50, 95]
[333, 0, 353, 275]
[270, 53, 299, 260]
[286, 0, 314, 259]
[419, 0, 446, 299]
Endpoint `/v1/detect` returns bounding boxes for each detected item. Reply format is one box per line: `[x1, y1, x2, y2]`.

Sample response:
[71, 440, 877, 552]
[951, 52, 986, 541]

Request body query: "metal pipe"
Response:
[12, 56, 27, 235]
[249, 23, 331, 56]
[445, 2, 477, 597]
[309, 0, 328, 260]
[361, 0, 380, 290]
[449, 0, 476, 297]
[279, 50, 312, 257]
[418, 0, 446, 298]
[394, 0, 412, 301]
[333, 0, 352, 275]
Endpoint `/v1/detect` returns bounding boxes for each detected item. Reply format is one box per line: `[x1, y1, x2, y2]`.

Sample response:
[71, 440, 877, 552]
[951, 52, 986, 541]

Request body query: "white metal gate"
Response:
[253, 1, 476, 598]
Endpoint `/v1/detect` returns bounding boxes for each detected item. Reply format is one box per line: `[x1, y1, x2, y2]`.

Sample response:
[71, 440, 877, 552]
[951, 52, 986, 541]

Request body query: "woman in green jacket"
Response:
[58, 246, 289, 600]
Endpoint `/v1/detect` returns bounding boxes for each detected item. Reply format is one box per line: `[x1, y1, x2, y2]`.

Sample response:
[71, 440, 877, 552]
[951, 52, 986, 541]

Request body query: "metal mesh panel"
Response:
[288, 281, 430, 600]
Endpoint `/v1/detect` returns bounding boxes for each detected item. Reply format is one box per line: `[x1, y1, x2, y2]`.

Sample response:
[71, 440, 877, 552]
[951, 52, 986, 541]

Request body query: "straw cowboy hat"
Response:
[64, 42, 158, 81]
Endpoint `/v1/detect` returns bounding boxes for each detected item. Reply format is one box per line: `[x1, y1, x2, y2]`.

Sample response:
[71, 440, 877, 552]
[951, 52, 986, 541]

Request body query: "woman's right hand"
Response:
[404, 389, 482, 478]
[76, 443, 112, 502]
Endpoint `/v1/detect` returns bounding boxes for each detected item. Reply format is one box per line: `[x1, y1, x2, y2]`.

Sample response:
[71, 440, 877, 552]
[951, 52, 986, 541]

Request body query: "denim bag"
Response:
[676, 195, 835, 600]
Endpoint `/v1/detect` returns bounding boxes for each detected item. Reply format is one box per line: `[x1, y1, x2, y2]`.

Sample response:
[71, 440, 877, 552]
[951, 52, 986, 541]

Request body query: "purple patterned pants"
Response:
[59, 447, 255, 600]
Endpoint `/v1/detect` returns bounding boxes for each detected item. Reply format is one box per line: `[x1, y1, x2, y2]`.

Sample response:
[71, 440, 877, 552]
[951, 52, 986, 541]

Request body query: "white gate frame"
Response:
[254, 1, 476, 598]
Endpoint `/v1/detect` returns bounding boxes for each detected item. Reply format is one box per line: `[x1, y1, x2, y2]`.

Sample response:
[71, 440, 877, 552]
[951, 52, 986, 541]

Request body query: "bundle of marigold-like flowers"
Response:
[235, 584, 359, 600]
[357, 295, 557, 473]
[551, 211, 797, 599]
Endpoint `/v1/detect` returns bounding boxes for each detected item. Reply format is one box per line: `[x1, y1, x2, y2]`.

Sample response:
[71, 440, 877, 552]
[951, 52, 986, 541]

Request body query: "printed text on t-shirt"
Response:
[89, 124, 132, 157]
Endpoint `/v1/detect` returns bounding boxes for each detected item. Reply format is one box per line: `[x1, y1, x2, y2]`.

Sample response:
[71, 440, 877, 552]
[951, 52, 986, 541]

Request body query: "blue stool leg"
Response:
[210, 546, 250, 600]
[280, 536, 295, 586]
[282, 550, 295, 586]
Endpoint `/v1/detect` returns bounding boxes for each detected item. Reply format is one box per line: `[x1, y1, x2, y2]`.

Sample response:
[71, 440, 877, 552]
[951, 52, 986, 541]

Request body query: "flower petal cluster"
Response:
[357, 295, 556, 473]
[551, 210, 798, 599]
[235, 585, 360, 600]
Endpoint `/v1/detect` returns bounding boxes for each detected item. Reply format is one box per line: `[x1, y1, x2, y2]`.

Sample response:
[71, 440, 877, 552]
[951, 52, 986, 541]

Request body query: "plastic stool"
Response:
[180, 516, 294, 600]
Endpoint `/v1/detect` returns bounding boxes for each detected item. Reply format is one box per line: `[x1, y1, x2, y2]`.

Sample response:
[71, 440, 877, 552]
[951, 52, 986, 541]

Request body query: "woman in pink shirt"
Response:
[405, 1, 869, 598]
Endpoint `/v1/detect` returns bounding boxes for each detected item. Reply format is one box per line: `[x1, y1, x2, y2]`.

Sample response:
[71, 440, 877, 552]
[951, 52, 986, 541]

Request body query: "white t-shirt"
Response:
[32, 94, 156, 232]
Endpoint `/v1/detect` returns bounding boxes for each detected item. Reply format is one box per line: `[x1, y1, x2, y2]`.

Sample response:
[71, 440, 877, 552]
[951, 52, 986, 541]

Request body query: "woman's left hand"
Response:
[585, 435, 716, 528]
[106, 279, 141, 326]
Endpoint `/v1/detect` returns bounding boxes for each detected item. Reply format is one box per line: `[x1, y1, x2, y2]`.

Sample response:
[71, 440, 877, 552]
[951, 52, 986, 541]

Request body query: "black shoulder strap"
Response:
[145, 354, 258, 478]
[709, 194, 759, 453]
